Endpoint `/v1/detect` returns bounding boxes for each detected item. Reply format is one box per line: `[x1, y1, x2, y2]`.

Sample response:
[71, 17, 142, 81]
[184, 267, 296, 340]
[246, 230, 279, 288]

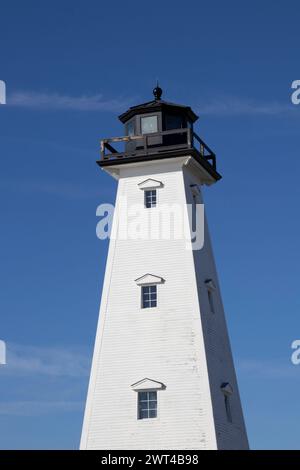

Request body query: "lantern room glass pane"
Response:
[141, 115, 158, 134]
[165, 113, 183, 130]
[126, 120, 135, 136]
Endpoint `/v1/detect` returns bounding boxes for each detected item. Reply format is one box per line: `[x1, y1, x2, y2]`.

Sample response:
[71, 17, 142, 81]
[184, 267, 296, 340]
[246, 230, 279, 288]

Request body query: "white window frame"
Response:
[135, 274, 165, 311]
[138, 179, 163, 209]
[131, 378, 166, 422]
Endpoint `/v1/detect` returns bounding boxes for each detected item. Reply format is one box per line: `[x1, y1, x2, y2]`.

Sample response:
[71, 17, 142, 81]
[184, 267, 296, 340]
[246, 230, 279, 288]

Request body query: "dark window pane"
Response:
[138, 391, 157, 419]
[139, 392, 147, 401]
[148, 403, 157, 411]
[149, 409, 157, 418]
[165, 114, 183, 130]
[225, 395, 232, 423]
[139, 409, 148, 419]
[142, 285, 157, 308]
[145, 190, 157, 208]
[208, 290, 214, 313]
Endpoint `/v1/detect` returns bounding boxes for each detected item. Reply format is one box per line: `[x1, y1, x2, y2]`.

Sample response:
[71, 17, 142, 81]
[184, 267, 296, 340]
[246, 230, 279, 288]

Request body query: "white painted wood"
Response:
[80, 155, 249, 450]
[138, 178, 164, 190]
[131, 378, 165, 391]
[134, 274, 165, 286]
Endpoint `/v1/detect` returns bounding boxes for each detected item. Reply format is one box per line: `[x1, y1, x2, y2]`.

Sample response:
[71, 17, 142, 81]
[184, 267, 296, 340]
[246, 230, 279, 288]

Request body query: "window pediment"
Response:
[135, 273, 165, 286]
[221, 382, 233, 396]
[131, 378, 166, 391]
[205, 279, 216, 291]
[190, 184, 200, 197]
[138, 179, 163, 190]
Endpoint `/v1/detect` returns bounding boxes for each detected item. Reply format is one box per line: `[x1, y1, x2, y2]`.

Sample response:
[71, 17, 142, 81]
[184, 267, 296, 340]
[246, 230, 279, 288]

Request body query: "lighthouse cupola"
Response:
[119, 84, 197, 140]
[99, 86, 220, 183]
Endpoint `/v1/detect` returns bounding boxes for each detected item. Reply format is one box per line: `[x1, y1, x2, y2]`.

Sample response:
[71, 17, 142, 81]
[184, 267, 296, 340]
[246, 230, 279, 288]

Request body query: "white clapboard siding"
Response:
[80, 156, 249, 450]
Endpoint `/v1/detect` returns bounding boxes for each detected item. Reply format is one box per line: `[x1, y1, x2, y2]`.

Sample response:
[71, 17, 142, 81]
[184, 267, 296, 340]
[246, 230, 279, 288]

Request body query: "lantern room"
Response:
[99, 86, 221, 182]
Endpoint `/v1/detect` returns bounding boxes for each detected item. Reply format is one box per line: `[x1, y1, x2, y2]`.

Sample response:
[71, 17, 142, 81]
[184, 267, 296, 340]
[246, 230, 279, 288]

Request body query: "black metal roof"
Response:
[118, 86, 199, 123]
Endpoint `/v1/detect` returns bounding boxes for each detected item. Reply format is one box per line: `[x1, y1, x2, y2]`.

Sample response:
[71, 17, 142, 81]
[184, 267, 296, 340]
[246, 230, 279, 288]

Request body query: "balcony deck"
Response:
[97, 128, 221, 181]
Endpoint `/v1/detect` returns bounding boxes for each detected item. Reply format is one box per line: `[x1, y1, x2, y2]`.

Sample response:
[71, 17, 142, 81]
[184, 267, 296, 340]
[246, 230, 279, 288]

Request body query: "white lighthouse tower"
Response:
[81, 86, 249, 450]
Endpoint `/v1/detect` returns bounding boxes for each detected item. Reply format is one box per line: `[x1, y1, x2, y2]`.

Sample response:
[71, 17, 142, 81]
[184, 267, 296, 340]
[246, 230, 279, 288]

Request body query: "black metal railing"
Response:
[100, 128, 216, 170]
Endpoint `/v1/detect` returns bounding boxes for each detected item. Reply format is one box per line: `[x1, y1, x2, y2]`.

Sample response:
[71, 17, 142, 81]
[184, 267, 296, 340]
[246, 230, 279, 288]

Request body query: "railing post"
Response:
[211, 154, 216, 170]
[187, 128, 191, 148]
[99, 131, 216, 169]
[200, 143, 204, 156]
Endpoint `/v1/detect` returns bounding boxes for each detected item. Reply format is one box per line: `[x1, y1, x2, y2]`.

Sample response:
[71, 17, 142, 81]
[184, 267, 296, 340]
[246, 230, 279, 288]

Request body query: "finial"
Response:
[153, 81, 162, 101]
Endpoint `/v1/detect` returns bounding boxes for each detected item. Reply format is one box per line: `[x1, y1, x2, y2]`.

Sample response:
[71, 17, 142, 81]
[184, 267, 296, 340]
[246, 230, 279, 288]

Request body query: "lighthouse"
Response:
[80, 86, 249, 450]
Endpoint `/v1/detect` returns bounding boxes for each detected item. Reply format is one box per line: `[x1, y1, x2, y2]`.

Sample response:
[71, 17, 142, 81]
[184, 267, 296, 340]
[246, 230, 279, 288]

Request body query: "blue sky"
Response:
[0, 0, 300, 449]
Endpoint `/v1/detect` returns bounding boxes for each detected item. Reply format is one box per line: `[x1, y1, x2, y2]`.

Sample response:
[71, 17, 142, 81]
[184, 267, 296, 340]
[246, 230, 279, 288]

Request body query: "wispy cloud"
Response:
[237, 358, 300, 380]
[8, 90, 133, 112]
[0, 400, 84, 416]
[27, 181, 102, 200]
[7, 90, 297, 117]
[0, 179, 107, 200]
[197, 97, 298, 117]
[2, 343, 90, 378]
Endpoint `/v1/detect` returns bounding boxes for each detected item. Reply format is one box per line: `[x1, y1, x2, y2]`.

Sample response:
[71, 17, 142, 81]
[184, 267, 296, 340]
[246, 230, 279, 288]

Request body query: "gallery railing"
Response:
[100, 128, 216, 170]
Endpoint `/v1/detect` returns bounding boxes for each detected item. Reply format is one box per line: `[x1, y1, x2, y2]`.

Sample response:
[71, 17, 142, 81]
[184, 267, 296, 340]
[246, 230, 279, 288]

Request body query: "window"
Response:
[126, 120, 135, 136]
[207, 289, 215, 314]
[145, 189, 157, 208]
[165, 113, 183, 130]
[221, 382, 233, 423]
[192, 193, 197, 233]
[224, 395, 232, 423]
[205, 279, 216, 314]
[138, 391, 157, 419]
[142, 285, 157, 308]
[141, 115, 158, 134]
